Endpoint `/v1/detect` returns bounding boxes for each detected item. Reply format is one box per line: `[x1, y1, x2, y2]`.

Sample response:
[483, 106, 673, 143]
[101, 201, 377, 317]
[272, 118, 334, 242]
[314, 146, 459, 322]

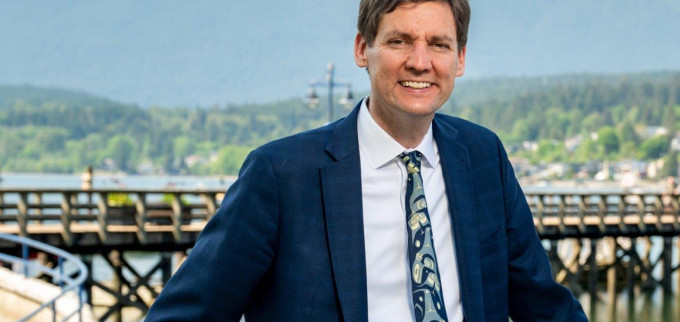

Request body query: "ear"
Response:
[354, 32, 369, 68]
[456, 45, 467, 77]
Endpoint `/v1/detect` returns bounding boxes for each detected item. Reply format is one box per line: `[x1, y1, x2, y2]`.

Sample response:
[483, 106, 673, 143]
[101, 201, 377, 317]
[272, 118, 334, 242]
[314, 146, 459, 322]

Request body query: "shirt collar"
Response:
[357, 96, 439, 170]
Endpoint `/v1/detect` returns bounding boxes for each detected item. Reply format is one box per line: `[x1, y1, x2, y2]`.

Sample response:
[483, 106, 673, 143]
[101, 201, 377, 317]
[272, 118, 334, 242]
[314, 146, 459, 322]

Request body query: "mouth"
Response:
[399, 81, 432, 89]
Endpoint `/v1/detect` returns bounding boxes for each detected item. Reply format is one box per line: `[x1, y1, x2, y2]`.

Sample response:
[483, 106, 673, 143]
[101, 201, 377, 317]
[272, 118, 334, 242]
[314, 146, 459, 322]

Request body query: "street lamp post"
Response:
[307, 63, 354, 124]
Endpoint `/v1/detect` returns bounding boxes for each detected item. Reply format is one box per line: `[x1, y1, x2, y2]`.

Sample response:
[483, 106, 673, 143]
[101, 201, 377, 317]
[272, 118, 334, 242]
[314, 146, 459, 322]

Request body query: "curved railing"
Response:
[0, 233, 88, 322]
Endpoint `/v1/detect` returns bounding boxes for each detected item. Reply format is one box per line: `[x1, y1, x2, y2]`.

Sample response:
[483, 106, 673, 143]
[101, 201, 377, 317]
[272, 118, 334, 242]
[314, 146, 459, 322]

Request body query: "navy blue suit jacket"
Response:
[146, 103, 587, 321]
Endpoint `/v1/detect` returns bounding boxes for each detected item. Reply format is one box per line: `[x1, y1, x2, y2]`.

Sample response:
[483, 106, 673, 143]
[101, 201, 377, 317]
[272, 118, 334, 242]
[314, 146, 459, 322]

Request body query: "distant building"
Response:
[184, 155, 207, 168]
[619, 169, 638, 190]
[647, 159, 665, 179]
[640, 126, 669, 139]
[509, 157, 535, 177]
[564, 135, 583, 152]
[522, 141, 539, 152]
[136, 161, 157, 175]
[671, 135, 680, 151]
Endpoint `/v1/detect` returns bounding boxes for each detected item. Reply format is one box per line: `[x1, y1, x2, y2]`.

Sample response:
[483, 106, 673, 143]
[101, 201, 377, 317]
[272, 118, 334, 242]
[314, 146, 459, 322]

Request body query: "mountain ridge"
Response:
[1, 0, 678, 106]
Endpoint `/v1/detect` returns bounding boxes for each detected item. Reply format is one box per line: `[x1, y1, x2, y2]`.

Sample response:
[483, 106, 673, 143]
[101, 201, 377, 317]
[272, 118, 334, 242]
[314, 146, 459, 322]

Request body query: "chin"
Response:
[398, 102, 442, 116]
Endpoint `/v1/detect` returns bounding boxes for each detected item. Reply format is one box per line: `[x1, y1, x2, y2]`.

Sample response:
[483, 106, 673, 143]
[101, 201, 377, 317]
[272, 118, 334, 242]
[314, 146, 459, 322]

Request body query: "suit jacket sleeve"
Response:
[146, 148, 279, 321]
[497, 136, 588, 321]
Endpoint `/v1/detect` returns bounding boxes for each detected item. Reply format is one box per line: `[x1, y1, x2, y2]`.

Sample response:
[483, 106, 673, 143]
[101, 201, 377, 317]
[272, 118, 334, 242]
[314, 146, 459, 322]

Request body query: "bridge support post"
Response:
[111, 250, 124, 322]
[662, 237, 672, 294]
[588, 239, 598, 296]
[82, 166, 93, 216]
[162, 252, 173, 285]
[34, 192, 42, 215]
[626, 238, 637, 298]
[82, 255, 94, 306]
[641, 237, 652, 286]
[606, 238, 617, 309]
[607, 263, 616, 305]
[625, 240, 637, 317]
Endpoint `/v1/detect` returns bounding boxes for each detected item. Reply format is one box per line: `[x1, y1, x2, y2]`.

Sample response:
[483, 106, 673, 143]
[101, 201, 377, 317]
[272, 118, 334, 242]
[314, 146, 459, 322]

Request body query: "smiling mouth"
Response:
[399, 81, 432, 89]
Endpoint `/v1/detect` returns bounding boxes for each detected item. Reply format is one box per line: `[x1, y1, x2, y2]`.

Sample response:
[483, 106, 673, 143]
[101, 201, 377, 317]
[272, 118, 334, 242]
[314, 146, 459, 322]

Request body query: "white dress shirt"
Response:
[357, 97, 463, 322]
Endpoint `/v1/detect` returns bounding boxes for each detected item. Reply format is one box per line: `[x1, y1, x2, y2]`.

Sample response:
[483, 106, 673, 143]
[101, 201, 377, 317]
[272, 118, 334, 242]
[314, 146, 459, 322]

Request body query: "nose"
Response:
[405, 42, 432, 72]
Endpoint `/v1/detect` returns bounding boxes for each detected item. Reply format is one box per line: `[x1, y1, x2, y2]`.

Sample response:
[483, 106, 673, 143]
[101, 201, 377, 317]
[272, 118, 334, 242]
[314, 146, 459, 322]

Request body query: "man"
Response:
[147, 0, 587, 321]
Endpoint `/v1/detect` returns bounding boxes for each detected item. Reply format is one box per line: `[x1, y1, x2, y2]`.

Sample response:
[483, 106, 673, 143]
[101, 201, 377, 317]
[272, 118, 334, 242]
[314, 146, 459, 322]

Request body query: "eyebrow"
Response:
[383, 31, 414, 41]
[429, 35, 455, 44]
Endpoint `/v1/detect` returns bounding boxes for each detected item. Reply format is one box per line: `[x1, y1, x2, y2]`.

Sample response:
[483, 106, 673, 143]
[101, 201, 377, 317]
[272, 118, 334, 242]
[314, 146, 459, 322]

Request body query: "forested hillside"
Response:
[1, 72, 678, 175]
[452, 72, 680, 141]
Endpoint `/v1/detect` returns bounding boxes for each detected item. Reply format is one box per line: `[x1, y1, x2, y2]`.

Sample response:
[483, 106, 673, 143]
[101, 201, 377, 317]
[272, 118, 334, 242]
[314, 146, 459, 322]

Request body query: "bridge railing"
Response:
[0, 233, 89, 321]
[524, 190, 680, 238]
[1, 188, 680, 242]
[0, 188, 224, 246]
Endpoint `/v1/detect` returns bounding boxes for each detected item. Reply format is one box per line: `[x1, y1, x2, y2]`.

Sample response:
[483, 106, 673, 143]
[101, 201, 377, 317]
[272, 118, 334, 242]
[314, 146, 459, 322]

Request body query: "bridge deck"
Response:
[1, 188, 679, 248]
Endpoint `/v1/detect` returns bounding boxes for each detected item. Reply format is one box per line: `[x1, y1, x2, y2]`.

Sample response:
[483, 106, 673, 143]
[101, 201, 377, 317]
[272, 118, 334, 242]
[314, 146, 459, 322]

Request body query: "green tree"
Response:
[597, 126, 620, 157]
[616, 121, 638, 158]
[663, 104, 677, 135]
[573, 138, 603, 163]
[638, 135, 670, 160]
[106, 135, 136, 172]
[660, 151, 679, 178]
[532, 140, 566, 163]
[616, 121, 638, 145]
[173, 136, 195, 159]
[213, 145, 253, 175]
[582, 113, 604, 134]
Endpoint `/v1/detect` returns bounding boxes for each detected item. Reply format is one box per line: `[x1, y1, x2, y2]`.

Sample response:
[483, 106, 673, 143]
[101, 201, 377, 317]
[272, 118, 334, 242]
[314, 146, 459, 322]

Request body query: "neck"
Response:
[367, 101, 433, 149]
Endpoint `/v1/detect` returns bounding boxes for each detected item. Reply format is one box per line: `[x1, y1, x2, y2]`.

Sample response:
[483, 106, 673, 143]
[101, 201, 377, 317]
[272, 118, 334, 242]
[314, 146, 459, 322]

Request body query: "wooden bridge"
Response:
[526, 190, 680, 238]
[0, 188, 223, 252]
[1, 187, 680, 320]
[2, 188, 680, 273]
[2, 188, 680, 246]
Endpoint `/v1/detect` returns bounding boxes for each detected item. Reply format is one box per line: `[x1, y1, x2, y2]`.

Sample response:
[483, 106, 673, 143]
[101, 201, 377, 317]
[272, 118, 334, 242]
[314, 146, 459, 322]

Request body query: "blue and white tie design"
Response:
[399, 151, 448, 322]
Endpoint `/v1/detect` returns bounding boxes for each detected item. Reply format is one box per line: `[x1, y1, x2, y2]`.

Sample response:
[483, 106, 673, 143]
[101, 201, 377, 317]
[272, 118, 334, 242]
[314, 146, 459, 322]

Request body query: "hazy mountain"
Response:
[1, 0, 678, 107]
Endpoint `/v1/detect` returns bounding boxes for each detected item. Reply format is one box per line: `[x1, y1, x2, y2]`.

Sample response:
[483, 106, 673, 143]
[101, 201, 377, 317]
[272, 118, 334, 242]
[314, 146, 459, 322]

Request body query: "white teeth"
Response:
[400, 81, 431, 89]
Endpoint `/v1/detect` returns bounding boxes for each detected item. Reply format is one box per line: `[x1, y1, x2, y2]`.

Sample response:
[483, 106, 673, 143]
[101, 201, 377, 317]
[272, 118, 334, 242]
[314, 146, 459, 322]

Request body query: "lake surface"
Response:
[0, 172, 236, 190]
[1, 172, 678, 321]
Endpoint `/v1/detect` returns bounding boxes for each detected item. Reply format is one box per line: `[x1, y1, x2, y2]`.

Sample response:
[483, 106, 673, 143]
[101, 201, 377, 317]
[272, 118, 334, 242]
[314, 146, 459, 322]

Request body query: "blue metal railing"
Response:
[0, 233, 88, 322]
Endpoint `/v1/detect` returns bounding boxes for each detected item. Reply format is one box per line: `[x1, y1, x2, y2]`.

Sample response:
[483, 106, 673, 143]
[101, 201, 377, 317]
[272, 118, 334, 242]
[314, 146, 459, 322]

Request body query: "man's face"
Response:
[354, 1, 466, 122]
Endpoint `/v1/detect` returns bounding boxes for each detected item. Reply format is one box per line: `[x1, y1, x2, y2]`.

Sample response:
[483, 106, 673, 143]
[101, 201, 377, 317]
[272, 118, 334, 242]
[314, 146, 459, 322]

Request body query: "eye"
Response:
[387, 39, 408, 48]
[433, 43, 452, 52]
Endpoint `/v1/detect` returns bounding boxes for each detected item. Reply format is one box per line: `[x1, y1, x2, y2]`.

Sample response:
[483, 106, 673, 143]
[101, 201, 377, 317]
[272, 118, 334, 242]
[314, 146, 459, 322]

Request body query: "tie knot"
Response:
[399, 151, 422, 173]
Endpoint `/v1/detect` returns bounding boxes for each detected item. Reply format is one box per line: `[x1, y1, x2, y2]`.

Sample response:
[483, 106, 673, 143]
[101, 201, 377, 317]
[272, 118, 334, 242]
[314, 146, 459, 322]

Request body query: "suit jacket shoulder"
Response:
[434, 112, 499, 148]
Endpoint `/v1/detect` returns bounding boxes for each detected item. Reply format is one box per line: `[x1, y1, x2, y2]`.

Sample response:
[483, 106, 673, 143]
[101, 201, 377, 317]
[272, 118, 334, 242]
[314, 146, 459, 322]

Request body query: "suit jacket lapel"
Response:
[434, 116, 485, 322]
[321, 103, 368, 322]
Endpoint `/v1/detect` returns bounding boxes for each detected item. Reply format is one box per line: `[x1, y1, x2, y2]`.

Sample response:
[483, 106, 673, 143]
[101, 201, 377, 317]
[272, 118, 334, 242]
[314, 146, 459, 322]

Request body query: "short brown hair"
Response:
[357, 0, 470, 51]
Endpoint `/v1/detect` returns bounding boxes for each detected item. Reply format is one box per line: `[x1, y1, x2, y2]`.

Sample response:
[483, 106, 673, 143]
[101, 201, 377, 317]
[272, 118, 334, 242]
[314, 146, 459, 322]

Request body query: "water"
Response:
[580, 287, 680, 322]
[1, 173, 679, 321]
[0, 172, 235, 190]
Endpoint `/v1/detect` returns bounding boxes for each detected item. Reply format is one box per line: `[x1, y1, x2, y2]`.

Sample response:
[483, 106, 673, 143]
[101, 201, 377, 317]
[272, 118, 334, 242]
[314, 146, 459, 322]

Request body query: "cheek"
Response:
[372, 52, 401, 73]
[437, 60, 458, 80]
[371, 63, 392, 82]
[374, 73, 392, 91]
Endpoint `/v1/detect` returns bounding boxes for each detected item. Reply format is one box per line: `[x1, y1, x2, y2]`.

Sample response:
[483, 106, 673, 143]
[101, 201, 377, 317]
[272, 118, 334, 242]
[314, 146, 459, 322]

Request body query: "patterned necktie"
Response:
[399, 151, 448, 322]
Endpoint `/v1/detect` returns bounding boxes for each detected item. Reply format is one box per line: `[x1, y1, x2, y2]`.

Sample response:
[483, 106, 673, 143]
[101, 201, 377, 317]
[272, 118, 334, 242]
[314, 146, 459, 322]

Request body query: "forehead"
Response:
[376, 2, 456, 37]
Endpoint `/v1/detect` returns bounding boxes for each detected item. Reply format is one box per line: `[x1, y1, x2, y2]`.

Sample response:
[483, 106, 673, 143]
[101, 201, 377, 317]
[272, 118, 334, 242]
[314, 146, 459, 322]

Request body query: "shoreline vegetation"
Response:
[0, 171, 669, 193]
[1, 71, 679, 180]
